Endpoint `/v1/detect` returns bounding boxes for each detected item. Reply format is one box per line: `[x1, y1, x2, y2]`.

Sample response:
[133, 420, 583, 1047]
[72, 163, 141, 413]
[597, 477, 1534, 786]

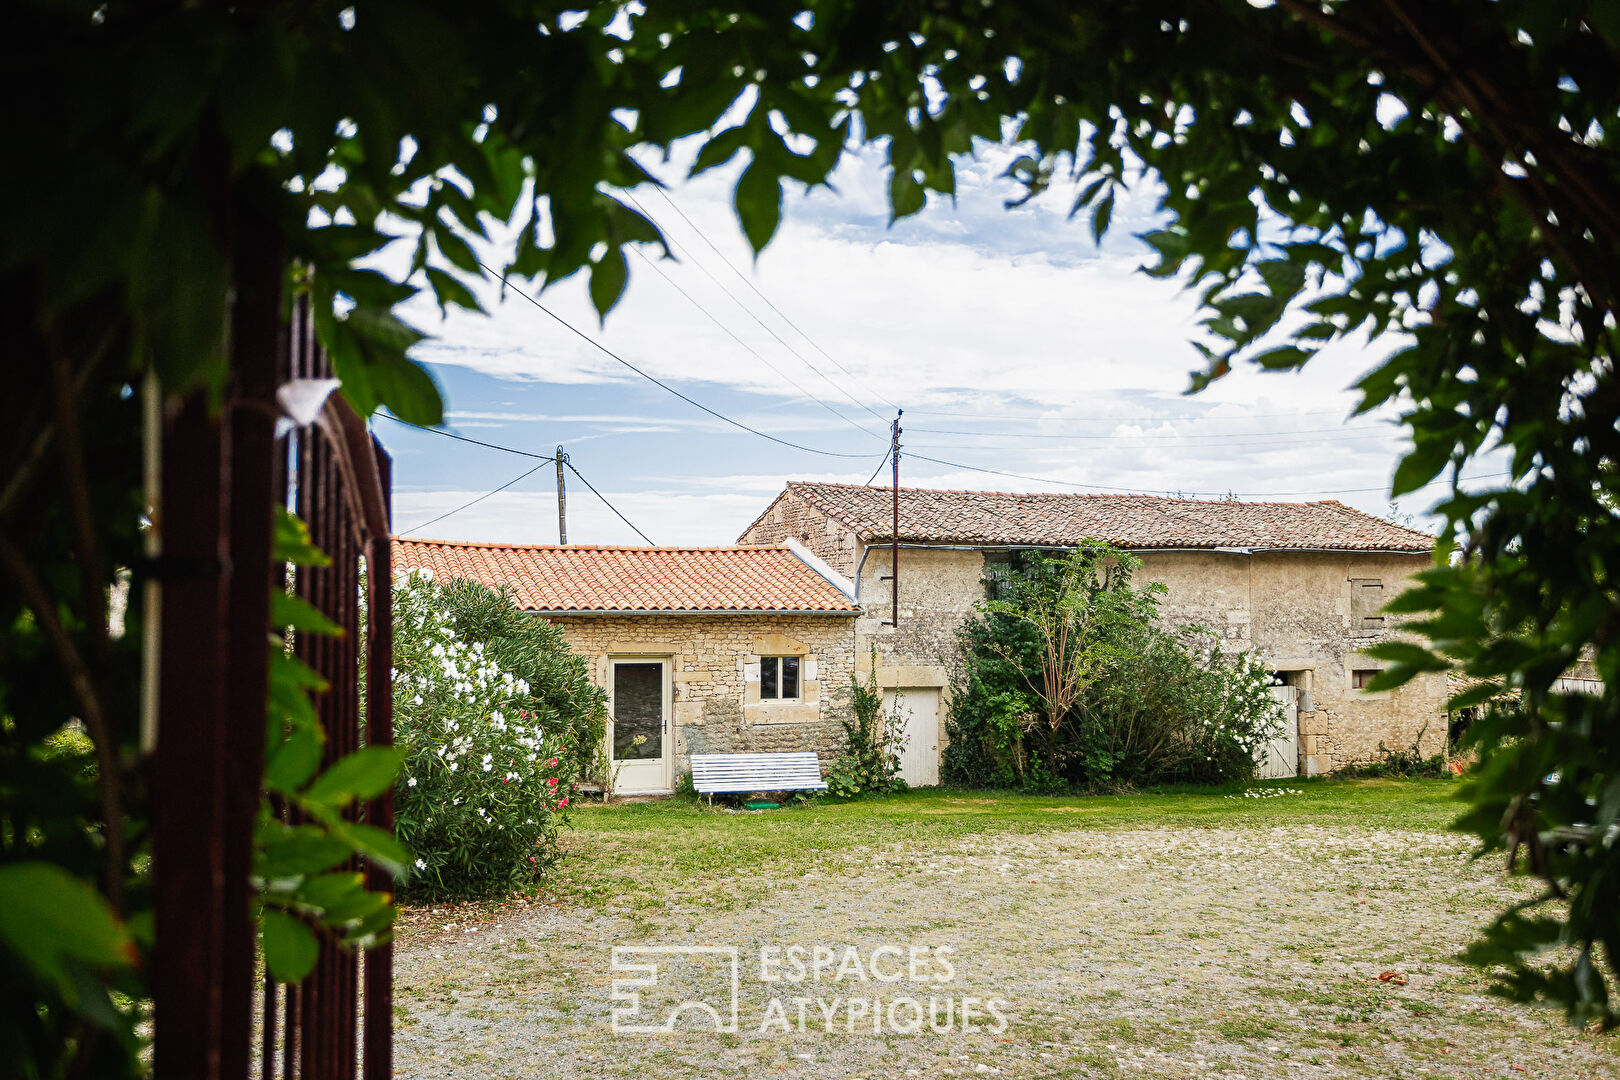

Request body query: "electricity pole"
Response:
[555, 445, 568, 544]
[890, 410, 901, 628]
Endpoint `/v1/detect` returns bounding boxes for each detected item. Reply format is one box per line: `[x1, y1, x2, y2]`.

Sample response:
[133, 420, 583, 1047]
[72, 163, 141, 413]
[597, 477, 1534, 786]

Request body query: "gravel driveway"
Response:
[392, 799, 1618, 1079]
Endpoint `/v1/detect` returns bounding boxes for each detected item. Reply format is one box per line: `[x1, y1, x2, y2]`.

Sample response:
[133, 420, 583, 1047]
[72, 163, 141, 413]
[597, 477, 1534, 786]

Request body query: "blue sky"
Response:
[374, 141, 1488, 547]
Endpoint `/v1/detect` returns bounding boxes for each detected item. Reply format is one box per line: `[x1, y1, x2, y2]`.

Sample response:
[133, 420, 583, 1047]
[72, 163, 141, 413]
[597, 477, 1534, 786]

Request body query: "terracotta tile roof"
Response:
[773, 482, 1434, 553]
[390, 538, 861, 614]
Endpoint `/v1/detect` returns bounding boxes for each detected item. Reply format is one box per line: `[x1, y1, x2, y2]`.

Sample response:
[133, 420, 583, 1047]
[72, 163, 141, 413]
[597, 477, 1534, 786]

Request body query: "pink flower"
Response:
[558, 797, 569, 808]
[547, 777, 558, 788]
[528, 856, 536, 864]
[548, 757, 558, 767]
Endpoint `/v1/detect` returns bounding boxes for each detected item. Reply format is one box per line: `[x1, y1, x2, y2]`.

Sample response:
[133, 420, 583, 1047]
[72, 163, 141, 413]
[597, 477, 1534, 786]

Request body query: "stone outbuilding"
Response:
[391, 538, 862, 795]
[739, 482, 1449, 776]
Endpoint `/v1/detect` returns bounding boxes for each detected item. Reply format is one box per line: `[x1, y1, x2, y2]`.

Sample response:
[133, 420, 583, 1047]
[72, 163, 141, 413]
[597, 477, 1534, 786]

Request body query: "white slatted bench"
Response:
[689, 752, 828, 801]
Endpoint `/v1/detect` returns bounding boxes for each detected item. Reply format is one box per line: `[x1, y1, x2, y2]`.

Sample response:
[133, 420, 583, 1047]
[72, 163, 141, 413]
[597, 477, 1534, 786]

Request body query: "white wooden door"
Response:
[883, 687, 941, 788]
[610, 658, 672, 794]
[1255, 685, 1299, 779]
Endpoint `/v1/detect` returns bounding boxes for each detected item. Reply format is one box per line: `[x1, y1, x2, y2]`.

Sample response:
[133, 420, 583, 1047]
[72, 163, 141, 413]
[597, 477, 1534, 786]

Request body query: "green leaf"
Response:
[734, 160, 783, 253]
[1252, 345, 1314, 371]
[272, 508, 331, 567]
[271, 591, 343, 637]
[303, 746, 405, 806]
[889, 167, 926, 221]
[1391, 438, 1453, 496]
[262, 910, 319, 983]
[0, 863, 132, 992]
[1447, 682, 1506, 710]
[1090, 190, 1114, 244]
[1069, 175, 1109, 219]
[1362, 641, 1448, 670]
[1256, 259, 1306, 301]
[425, 267, 483, 315]
[265, 724, 325, 794]
[690, 125, 750, 176]
[328, 822, 413, 881]
[588, 247, 629, 321]
[368, 354, 444, 427]
[1363, 666, 1422, 693]
[257, 825, 352, 879]
[433, 224, 482, 275]
[294, 872, 383, 923]
[346, 306, 426, 353]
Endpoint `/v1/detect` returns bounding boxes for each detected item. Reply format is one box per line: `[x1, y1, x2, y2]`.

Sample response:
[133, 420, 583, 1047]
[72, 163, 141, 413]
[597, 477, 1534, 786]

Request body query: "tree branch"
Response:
[0, 532, 124, 911]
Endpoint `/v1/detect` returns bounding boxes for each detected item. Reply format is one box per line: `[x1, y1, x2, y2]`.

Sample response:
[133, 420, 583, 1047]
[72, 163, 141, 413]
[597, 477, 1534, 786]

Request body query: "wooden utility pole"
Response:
[890, 411, 901, 628]
[555, 445, 568, 544]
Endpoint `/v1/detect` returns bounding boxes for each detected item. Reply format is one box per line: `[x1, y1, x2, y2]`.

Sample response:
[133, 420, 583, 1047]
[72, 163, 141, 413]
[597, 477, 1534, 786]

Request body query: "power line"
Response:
[480, 261, 884, 461]
[863, 447, 892, 487]
[377, 412, 556, 459]
[634, 188, 898, 419]
[906, 423, 1396, 442]
[904, 406, 1373, 422]
[400, 460, 552, 534]
[907, 450, 1507, 499]
[564, 459, 657, 545]
[627, 245, 881, 438]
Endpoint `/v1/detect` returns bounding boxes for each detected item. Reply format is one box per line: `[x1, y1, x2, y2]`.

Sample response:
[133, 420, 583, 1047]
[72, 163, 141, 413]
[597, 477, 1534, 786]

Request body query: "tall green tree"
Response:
[6, 0, 1618, 1059]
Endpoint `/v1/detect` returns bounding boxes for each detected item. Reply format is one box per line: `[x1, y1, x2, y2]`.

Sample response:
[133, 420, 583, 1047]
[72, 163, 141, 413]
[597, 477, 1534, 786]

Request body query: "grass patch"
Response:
[535, 778, 1462, 909]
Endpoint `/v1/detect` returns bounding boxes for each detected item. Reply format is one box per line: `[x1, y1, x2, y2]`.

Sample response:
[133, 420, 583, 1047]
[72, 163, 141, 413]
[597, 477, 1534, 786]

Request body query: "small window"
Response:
[1359, 615, 1386, 633]
[1352, 669, 1380, 690]
[760, 656, 801, 700]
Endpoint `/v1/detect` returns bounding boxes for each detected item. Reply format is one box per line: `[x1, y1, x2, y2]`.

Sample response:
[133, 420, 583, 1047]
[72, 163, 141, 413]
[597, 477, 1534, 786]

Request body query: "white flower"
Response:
[414, 858, 427, 870]
[407, 776, 418, 787]
[448, 761, 458, 772]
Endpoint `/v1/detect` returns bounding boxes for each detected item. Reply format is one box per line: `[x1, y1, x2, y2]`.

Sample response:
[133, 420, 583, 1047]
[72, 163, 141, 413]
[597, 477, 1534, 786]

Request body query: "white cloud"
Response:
[374, 138, 1475, 548]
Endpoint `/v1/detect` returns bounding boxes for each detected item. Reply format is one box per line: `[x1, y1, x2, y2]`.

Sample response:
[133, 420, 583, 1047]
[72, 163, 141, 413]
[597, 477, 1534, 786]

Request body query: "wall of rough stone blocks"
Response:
[1130, 549, 1448, 771]
[845, 537, 1447, 775]
[739, 496, 1448, 775]
[738, 491, 862, 577]
[851, 545, 981, 687]
[544, 613, 858, 784]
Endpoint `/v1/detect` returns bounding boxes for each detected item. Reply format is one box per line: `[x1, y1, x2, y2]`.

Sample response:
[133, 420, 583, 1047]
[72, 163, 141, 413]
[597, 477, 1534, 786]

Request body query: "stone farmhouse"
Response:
[391, 538, 864, 795]
[739, 482, 1448, 778]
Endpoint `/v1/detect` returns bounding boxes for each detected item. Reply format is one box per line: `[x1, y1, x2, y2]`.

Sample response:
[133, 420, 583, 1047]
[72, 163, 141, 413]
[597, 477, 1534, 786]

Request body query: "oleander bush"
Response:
[391, 572, 606, 900]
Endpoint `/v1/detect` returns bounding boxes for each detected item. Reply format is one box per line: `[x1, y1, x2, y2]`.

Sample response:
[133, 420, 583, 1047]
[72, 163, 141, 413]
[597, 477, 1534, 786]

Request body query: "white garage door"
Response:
[883, 687, 941, 788]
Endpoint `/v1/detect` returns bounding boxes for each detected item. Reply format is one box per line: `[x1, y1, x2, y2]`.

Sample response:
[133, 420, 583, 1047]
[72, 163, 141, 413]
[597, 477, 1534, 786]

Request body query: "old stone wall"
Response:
[851, 545, 982, 688]
[738, 491, 862, 576]
[545, 613, 857, 784]
[742, 492, 1449, 775]
[1135, 550, 1448, 772]
[841, 543, 1447, 775]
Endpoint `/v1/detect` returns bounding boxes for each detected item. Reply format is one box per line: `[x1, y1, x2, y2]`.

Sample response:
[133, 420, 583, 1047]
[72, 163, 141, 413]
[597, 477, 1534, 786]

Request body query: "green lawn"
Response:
[544, 777, 1466, 910]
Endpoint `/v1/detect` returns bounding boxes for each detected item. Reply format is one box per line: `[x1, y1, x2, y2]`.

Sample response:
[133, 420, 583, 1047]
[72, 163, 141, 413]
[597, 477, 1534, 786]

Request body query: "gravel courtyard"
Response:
[392, 783, 1618, 1079]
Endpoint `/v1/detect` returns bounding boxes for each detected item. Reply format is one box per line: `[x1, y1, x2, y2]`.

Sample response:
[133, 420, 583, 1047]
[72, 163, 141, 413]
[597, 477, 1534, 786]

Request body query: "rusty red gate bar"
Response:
[154, 287, 393, 1079]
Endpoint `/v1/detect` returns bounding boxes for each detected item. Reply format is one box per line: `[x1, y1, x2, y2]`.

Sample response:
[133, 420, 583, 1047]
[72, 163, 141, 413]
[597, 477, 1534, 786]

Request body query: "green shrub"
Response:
[391, 571, 605, 900]
[945, 547, 1285, 790]
[825, 658, 906, 798]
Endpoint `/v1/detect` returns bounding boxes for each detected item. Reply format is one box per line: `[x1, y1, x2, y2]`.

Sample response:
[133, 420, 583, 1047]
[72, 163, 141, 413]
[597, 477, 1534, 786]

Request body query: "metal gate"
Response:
[151, 272, 394, 1080]
[1255, 685, 1300, 779]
